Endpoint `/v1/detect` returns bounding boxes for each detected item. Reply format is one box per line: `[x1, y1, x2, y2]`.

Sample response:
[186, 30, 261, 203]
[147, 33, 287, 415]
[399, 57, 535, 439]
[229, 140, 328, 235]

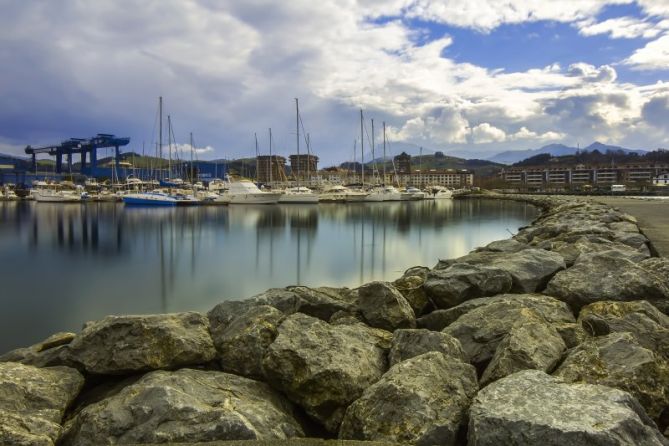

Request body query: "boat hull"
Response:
[33, 191, 82, 203]
[228, 193, 281, 204]
[278, 194, 319, 204]
[122, 193, 178, 206]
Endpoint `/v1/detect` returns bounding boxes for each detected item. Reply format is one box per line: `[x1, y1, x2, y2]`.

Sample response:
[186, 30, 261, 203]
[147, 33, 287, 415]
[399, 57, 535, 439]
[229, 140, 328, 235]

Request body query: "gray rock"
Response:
[555, 332, 669, 424]
[437, 249, 565, 293]
[418, 293, 575, 332]
[67, 312, 217, 374]
[481, 238, 528, 253]
[262, 313, 389, 433]
[553, 238, 651, 266]
[578, 300, 669, 360]
[442, 294, 574, 370]
[253, 286, 357, 321]
[545, 253, 669, 311]
[423, 263, 512, 309]
[388, 329, 465, 366]
[210, 305, 285, 380]
[0, 362, 84, 446]
[392, 267, 432, 317]
[208, 299, 260, 333]
[60, 368, 305, 445]
[481, 309, 566, 386]
[339, 352, 478, 446]
[357, 282, 416, 331]
[0, 332, 75, 368]
[469, 370, 667, 446]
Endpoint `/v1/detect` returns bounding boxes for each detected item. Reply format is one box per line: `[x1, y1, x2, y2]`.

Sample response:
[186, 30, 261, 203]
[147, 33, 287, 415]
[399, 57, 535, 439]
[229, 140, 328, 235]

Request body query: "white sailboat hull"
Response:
[278, 194, 319, 204]
[228, 193, 281, 204]
[33, 190, 82, 203]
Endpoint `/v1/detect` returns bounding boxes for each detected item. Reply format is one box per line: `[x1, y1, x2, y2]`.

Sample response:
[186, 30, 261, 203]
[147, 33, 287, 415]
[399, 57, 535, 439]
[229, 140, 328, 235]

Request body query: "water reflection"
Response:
[0, 200, 537, 351]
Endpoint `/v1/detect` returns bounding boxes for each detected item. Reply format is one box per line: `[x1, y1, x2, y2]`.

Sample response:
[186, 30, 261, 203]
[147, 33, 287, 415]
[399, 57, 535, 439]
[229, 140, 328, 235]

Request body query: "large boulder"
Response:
[548, 237, 650, 266]
[437, 249, 565, 293]
[554, 332, 669, 425]
[388, 329, 465, 366]
[418, 293, 575, 332]
[545, 253, 669, 311]
[60, 368, 305, 445]
[577, 300, 669, 360]
[210, 304, 284, 380]
[469, 370, 667, 446]
[442, 294, 574, 370]
[67, 312, 217, 374]
[392, 266, 432, 316]
[423, 263, 512, 309]
[252, 286, 357, 321]
[339, 352, 478, 446]
[262, 313, 389, 433]
[357, 282, 416, 331]
[480, 309, 566, 386]
[0, 362, 84, 446]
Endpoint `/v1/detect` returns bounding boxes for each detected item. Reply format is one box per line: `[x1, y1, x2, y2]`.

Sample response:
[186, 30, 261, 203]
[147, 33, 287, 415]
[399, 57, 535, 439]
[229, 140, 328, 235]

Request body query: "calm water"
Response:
[0, 199, 537, 352]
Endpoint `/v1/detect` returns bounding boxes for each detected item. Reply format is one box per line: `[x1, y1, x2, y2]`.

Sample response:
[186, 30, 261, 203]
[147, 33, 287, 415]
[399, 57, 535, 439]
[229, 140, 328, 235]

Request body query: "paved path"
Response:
[593, 197, 669, 257]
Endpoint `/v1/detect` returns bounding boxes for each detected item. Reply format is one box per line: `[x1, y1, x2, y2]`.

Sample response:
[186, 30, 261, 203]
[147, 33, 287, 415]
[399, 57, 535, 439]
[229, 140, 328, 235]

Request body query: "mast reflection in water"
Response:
[0, 199, 538, 351]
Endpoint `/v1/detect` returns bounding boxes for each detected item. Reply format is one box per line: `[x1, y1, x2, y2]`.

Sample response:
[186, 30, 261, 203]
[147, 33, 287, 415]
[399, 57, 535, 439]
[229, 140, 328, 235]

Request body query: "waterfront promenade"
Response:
[594, 197, 669, 257]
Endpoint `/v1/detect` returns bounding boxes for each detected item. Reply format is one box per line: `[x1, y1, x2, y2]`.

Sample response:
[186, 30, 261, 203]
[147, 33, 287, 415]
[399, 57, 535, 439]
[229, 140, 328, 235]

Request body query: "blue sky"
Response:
[1, 0, 669, 165]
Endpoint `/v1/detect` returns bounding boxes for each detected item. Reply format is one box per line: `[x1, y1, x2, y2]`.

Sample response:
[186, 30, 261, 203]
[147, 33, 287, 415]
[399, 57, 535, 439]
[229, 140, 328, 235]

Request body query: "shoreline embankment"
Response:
[1, 193, 668, 446]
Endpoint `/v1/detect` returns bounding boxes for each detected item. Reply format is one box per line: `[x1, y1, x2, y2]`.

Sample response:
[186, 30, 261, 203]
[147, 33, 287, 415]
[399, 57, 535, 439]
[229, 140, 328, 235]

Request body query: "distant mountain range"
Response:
[486, 142, 648, 165]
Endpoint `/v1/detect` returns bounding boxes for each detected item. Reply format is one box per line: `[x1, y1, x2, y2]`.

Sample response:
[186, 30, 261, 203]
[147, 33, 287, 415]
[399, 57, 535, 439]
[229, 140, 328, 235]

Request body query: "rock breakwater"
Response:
[1, 194, 668, 445]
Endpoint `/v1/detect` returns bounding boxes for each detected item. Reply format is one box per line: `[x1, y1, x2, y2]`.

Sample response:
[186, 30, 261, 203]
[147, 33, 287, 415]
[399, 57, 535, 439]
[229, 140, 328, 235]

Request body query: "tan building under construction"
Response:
[256, 155, 287, 183]
[289, 154, 318, 180]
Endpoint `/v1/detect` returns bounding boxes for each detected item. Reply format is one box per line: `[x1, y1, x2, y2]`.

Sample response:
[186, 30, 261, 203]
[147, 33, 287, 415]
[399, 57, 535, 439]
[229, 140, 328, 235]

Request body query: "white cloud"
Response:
[403, 0, 631, 32]
[624, 34, 669, 70]
[471, 123, 506, 143]
[577, 16, 664, 39]
[509, 127, 565, 141]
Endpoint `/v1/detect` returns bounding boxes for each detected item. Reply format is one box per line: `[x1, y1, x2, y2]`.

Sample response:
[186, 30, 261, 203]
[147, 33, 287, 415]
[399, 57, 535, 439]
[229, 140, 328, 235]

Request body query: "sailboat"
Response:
[123, 97, 179, 206]
[279, 98, 319, 204]
[364, 119, 402, 201]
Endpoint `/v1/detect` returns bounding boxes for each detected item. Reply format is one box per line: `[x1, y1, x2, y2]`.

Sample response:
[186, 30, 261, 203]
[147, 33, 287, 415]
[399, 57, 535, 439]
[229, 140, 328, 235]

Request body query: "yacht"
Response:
[426, 186, 454, 200]
[32, 182, 84, 203]
[122, 190, 178, 206]
[220, 180, 281, 204]
[278, 186, 319, 204]
[401, 187, 425, 201]
[1, 186, 18, 201]
[365, 185, 403, 202]
[319, 185, 368, 203]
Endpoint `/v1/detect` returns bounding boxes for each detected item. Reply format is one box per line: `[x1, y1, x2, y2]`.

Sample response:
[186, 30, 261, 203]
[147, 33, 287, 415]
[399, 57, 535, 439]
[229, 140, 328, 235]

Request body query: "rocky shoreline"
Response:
[1, 194, 668, 445]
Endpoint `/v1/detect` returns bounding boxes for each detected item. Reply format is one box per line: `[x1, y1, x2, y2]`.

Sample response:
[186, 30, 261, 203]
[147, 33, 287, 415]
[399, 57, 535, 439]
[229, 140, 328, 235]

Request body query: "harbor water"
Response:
[0, 199, 538, 352]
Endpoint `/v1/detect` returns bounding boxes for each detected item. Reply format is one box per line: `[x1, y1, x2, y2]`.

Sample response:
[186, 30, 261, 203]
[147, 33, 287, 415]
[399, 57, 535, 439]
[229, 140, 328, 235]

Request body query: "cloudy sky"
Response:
[1, 0, 669, 165]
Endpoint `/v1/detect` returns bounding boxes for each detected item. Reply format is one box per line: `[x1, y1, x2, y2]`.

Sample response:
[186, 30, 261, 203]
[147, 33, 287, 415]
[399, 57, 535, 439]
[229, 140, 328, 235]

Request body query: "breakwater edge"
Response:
[1, 193, 668, 445]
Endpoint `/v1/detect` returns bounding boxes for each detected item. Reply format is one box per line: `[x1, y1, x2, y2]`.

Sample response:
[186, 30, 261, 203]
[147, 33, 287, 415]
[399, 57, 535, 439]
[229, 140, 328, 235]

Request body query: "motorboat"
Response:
[401, 187, 425, 201]
[221, 180, 281, 204]
[365, 185, 403, 202]
[32, 182, 84, 203]
[1, 186, 19, 201]
[122, 191, 178, 206]
[427, 186, 454, 200]
[278, 186, 319, 204]
[319, 185, 368, 203]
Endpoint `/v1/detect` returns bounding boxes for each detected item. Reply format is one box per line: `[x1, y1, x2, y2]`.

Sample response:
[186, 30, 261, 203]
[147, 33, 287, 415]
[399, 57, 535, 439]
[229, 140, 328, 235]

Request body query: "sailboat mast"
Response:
[296, 98, 300, 187]
[360, 109, 364, 185]
[371, 119, 376, 184]
[306, 133, 311, 187]
[190, 132, 194, 183]
[419, 146, 423, 188]
[167, 114, 172, 179]
[383, 122, 387, 185]
[255, 132, 259, 182]
[269, 128, 273, 185]
[159, 96, 163, 179]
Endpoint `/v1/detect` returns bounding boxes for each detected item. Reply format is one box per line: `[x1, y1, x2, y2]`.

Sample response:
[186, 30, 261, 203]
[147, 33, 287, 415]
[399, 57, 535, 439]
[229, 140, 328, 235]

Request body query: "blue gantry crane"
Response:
[24, 134, 130, 177]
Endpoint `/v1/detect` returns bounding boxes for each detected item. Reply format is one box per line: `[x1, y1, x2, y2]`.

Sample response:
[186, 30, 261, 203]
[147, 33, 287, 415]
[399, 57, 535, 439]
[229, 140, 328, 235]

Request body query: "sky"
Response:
[2, 1, 669, 166]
